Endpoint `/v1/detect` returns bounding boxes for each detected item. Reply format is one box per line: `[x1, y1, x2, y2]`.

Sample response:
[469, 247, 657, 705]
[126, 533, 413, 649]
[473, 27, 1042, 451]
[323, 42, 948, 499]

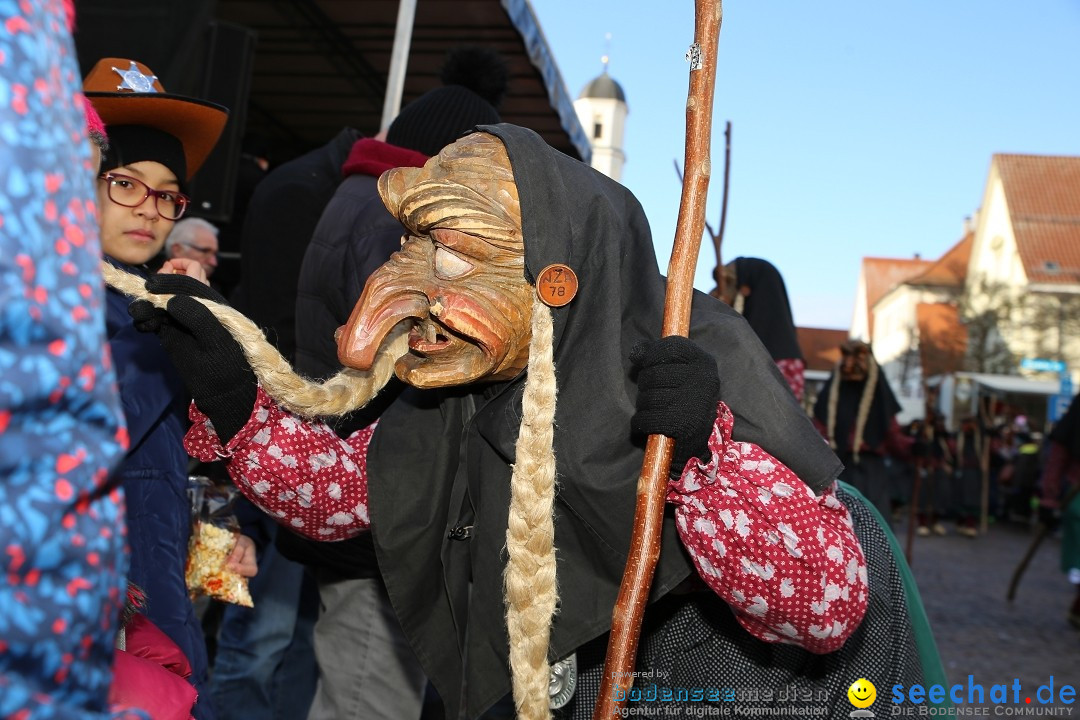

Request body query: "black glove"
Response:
[129, 276, 257, 445]
[630, 336, 721, 473]
[128, 273, 228, 334]
[148, 272, 227, 304]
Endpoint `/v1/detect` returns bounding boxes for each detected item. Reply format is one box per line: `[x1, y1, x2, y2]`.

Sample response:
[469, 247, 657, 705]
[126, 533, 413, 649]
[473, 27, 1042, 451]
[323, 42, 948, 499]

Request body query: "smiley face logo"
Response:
[847, 678, 876, 708]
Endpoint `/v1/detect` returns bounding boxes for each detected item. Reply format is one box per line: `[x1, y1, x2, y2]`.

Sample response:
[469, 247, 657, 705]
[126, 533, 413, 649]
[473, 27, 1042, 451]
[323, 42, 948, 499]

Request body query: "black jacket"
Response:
[295, 170, 409, 382]
[104, 259, 212, 715]
[234, 127, 361, 361]
[279, 139, 426, 575]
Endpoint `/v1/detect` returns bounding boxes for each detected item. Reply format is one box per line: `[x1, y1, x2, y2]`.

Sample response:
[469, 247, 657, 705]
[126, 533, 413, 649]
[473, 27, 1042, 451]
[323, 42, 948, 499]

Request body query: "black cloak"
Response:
[1051, 393, 1080, 458]
[813, 371, 902, 455]
[365, 124, 843, 718]
[732, 256, 803, 362]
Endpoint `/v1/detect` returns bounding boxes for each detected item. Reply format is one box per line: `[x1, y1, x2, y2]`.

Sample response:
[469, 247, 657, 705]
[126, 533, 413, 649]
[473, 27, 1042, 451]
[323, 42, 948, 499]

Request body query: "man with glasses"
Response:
[167, 217, 220, 277]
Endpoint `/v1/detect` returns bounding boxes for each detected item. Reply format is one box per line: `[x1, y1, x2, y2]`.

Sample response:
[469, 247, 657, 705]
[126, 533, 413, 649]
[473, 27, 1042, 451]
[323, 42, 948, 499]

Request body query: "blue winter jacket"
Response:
[104, 259, 214, 719]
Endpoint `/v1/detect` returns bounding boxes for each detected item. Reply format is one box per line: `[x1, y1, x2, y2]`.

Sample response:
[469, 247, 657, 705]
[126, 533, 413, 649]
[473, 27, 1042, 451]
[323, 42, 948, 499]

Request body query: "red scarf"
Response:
[341, 138, 429, 178]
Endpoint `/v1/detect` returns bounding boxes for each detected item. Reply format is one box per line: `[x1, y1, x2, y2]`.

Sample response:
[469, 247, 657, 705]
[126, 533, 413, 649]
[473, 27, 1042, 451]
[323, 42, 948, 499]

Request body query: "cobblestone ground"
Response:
[897, 514, 1080, 711]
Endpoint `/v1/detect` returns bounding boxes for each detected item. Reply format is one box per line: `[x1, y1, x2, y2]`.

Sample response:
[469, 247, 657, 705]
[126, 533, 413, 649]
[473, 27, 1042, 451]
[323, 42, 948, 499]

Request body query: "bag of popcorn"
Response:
[185, 476, 254, 607]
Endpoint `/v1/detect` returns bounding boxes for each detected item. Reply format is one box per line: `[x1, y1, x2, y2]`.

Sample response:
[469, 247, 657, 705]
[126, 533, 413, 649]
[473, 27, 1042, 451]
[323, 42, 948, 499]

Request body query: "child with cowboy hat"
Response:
[84, 57, 256, 720]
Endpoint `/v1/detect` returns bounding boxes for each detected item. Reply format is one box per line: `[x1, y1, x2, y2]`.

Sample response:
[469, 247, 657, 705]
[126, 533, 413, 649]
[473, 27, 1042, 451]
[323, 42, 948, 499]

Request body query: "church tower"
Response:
[573, 52, 628, 182]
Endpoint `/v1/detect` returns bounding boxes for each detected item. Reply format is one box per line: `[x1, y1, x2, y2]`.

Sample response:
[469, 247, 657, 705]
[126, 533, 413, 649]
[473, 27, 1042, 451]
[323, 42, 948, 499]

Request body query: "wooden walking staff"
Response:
[1008, 483, 1080, 602]
[592, 2, 722, 717]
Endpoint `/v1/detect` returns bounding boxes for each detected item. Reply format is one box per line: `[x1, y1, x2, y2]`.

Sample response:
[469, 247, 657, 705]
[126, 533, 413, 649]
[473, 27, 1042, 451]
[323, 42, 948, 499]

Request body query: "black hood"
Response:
[813, 367, 902, 454]
[366, 124, 843, 718]
[732, 256, 803, 361]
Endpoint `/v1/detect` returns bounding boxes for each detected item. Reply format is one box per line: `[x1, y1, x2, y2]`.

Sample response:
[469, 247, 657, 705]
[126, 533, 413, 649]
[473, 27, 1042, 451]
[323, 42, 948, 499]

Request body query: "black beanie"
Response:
[101, 125, 188, 189]
[386, 85, 501, 157]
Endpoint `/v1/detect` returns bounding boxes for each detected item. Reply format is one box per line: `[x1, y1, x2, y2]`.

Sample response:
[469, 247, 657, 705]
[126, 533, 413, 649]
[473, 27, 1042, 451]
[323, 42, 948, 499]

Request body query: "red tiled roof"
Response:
[908, 232, 973, 288]
[995, 154, 1080, 285]
[916, 303, 967, 378]
[797, 326, 850, 372]
[862, 256, 934, 336]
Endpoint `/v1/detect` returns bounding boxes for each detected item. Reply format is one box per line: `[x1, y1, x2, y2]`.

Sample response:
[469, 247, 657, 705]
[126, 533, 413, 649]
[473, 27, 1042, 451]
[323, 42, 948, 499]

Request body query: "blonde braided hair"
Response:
[731, 278, 745, 315]
[825, 345, 879, 465]
[504, 296, 559, 720]
[100, 262, 408, 418]
[381, 133, 560, 718]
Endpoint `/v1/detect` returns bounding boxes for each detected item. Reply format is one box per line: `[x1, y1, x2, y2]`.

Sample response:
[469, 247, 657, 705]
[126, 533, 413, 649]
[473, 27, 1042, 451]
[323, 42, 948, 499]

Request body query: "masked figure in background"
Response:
[718, 257, 805, 401]
[953, 415, 985, 538]
[908, 411, 955, 537]
[131, 126, 939, 719]
[813, 340, 912, 522]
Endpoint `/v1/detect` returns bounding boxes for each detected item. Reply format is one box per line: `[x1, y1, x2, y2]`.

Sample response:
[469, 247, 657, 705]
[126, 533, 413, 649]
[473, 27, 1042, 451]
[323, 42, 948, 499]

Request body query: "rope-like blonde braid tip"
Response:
[101, 262, 408, 418]
[505, 295, 559, 720]
[851, 358, 878, 466]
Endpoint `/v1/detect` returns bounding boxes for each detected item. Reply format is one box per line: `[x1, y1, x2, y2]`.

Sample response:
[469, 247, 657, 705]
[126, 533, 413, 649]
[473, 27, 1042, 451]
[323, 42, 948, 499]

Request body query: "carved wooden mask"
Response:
[336, 132, 534, 389]
[840, 339, 872, 382]
[716, 260, 739, 306]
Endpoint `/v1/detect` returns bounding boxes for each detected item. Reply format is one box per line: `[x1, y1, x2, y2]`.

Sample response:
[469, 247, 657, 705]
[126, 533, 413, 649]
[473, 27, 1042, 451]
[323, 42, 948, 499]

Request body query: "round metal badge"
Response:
[548, 652, 578, 710]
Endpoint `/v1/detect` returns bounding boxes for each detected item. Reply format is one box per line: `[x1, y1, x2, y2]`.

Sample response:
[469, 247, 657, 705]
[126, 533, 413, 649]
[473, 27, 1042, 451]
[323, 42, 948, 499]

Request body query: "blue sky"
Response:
[528, 0, 1080, 329]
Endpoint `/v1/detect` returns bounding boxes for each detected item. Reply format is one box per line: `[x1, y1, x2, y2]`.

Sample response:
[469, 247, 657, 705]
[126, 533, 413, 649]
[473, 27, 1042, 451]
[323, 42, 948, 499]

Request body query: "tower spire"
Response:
[574, 31, 628, 182]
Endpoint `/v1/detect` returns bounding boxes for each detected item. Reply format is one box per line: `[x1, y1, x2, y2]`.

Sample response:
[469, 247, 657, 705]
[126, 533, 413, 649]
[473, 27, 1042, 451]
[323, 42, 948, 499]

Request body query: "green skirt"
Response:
[1062, 492, 1080, 578]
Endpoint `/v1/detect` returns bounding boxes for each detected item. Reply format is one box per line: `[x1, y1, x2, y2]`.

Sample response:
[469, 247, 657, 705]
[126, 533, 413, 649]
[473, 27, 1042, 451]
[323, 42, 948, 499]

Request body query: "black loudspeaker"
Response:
[74, 1, 214, 89]
[186, 21, 257, 224]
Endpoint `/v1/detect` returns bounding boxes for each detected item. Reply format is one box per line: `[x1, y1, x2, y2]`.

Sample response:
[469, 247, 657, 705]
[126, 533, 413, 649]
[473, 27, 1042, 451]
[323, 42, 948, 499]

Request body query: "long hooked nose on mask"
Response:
[337, 263, 429, 371]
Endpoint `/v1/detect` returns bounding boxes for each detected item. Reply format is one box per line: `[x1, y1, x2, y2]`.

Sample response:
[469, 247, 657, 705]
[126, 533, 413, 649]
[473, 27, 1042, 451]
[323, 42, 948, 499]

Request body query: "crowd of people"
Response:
[891, 409, 1051, 538]
[1, 3, 1077, 719]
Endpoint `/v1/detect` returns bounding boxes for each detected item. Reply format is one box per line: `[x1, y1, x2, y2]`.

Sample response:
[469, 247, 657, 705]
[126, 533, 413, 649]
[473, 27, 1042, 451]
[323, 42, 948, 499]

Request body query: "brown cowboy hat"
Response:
[83, 58, 228, 180]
